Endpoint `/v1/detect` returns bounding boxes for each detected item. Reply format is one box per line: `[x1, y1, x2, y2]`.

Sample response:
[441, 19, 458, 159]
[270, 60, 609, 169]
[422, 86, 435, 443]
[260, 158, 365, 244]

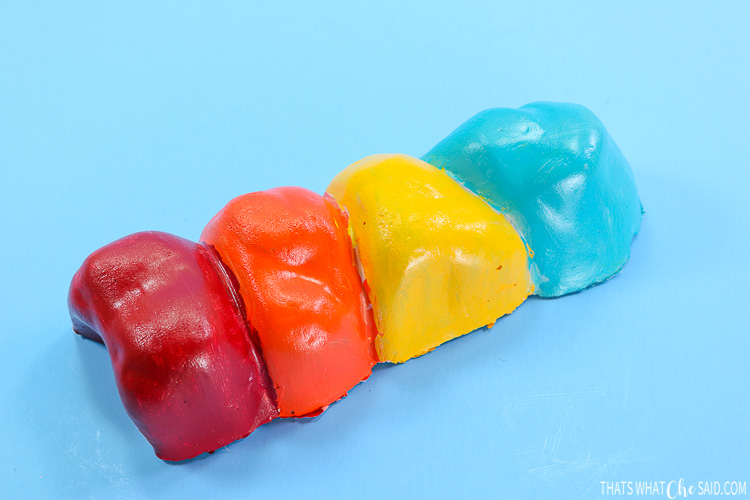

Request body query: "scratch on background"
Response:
[501, 375, 653, 497]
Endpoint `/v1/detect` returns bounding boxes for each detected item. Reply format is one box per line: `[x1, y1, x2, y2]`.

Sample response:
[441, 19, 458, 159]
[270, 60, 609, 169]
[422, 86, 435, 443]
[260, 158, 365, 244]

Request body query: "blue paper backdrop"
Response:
[1, 1, 748, 498]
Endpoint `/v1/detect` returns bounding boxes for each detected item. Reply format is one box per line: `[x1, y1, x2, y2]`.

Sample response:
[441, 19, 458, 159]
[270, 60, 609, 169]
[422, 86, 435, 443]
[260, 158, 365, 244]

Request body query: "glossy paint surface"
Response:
[67, 232, 278, 461]
[423, 102, 643, 297]
[5, 3, 750, 498]
[201, 187, 378, 417]
[327, 154, 532, 363]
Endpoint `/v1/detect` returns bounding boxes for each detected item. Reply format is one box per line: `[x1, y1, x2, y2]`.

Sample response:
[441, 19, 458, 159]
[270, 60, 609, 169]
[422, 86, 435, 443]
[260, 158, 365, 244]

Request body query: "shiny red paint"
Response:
[68, 231, 278, 461]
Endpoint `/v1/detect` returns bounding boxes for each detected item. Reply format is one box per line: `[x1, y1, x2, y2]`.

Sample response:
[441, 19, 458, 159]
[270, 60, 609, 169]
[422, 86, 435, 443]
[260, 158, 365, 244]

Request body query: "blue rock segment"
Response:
[422, 102, 642, 297]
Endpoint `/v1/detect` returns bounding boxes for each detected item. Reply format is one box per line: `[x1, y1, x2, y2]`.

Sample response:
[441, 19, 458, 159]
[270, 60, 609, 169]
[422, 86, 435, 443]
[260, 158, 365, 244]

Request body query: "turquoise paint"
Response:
[422, 102, 642, 297]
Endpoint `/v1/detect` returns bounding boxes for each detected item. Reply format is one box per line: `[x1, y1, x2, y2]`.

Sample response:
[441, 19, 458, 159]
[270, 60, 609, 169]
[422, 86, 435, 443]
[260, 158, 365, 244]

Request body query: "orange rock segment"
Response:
[201, 187, 378, 417]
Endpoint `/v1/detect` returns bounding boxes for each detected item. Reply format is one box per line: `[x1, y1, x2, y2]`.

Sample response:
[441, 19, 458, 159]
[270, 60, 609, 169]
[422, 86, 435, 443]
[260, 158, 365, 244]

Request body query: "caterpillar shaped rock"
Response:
[68, 102, 642, 461]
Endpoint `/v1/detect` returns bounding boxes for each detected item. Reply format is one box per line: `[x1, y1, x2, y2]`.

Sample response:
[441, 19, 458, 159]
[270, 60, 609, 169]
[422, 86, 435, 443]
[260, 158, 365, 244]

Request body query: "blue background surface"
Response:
[1, 2, 748, 498]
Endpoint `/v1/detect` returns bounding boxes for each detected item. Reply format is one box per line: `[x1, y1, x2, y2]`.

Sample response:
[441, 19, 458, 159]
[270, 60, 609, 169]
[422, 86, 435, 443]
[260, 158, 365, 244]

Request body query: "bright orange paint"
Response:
[201, 187, 378, 418]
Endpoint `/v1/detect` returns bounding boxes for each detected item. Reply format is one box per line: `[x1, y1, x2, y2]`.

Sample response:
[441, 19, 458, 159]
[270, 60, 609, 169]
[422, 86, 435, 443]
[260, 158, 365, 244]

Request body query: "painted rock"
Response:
[201, 187, 378, 417]
[327, 154, 532, 364]
[68, 232, 278, 461]
[422, 102, 643, 297]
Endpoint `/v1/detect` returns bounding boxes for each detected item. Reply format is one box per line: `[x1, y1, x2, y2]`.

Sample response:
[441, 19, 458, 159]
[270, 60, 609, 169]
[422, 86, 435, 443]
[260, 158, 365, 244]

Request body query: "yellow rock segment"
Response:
[326, 154, 532, 363]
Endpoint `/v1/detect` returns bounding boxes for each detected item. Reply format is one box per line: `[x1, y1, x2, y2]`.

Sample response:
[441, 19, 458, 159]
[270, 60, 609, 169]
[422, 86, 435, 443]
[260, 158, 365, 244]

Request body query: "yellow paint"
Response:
[326, 154, 532, 363]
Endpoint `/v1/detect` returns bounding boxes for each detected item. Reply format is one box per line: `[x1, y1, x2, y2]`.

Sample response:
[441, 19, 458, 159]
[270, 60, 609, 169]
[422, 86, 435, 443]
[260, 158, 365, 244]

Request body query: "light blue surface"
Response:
[423, 102, 643, 297]
[1, 2, 749, 499]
